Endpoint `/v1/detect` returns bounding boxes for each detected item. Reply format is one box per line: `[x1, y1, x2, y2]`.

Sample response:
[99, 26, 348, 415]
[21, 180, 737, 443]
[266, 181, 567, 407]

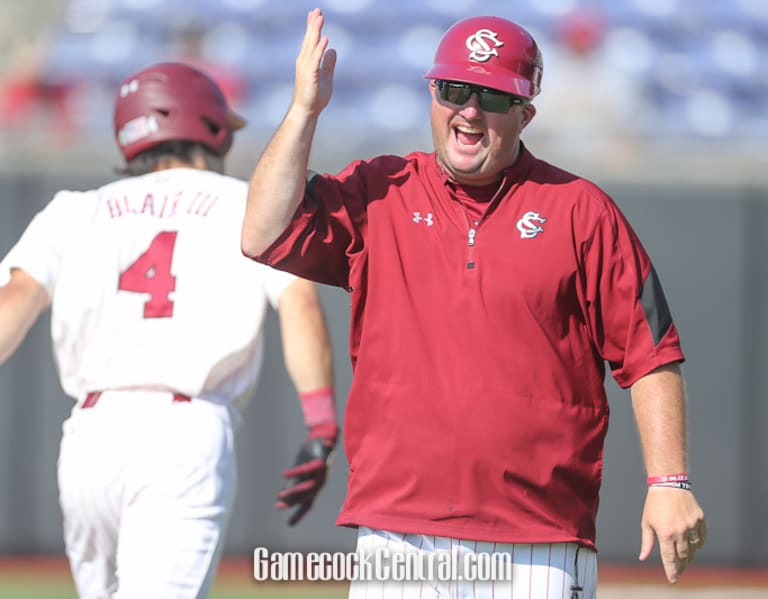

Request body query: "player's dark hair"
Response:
[116, 140, 224, 176]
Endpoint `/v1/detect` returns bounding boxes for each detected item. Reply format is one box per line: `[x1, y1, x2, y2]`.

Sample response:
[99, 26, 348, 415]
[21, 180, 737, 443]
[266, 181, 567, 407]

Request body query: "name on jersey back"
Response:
[100, 190, 221, 220]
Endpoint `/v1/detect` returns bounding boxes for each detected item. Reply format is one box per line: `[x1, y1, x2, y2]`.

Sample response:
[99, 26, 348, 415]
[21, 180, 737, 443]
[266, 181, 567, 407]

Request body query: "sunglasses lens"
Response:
[477, 92, 511, 113]
[436, 81, 520, 113]
[438, 82, 471, 105]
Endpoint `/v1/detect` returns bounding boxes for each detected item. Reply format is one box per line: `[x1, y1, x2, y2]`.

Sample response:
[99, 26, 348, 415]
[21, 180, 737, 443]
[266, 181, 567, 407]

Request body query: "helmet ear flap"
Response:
[200, 114, 234, 156]
[201, 115, 222, 137]
[424, 16, 543, 99]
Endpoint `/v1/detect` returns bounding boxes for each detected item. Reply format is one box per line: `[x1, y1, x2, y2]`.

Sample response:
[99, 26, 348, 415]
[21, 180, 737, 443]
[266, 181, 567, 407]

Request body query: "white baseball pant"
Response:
[57, 391, 237, 599]
[348, 527, 597, 599]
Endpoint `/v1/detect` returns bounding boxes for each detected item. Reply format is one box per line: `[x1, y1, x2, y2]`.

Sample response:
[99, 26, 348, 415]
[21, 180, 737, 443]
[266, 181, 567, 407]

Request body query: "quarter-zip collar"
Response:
[431, 142, 536, 221]
[426, 143, 537, 270]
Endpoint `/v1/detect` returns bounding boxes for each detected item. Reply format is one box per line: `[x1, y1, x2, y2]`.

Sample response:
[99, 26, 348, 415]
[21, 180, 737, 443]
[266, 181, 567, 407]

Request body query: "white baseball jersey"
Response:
[0, 167, 296, 421]
[1, 167, 300, 599]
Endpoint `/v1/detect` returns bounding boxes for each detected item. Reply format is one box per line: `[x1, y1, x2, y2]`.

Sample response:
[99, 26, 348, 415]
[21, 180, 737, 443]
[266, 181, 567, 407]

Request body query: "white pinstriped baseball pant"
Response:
[348, 527, 597, 599]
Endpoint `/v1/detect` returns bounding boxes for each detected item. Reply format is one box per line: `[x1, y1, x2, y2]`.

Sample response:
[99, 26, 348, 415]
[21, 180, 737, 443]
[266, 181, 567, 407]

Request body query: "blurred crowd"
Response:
[1, 0, 767, 163]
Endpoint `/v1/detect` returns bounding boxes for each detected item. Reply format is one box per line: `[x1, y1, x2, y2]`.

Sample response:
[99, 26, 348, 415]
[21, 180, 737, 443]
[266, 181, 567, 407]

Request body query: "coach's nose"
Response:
[459, 91, 482, 117]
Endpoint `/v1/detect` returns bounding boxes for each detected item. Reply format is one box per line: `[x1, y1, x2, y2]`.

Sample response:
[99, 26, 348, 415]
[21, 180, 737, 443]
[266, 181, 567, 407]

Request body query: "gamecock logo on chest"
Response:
[516, 211, 546, 239]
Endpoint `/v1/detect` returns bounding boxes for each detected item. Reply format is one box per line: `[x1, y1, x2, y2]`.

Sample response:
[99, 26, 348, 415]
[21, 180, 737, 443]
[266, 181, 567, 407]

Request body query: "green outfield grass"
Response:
[0, 587, 347, 599]
[0, 578, 348, 599]
[0, 557, 349, 599]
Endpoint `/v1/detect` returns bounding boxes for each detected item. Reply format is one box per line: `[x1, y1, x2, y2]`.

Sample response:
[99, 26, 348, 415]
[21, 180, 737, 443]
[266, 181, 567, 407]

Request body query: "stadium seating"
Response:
[24, 0, 768, 146]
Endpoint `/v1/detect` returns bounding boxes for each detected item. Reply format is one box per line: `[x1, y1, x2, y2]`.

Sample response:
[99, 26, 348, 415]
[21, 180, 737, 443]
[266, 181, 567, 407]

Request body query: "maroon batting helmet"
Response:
[424, 16, 543, 99]
[113, 62, 246, 161]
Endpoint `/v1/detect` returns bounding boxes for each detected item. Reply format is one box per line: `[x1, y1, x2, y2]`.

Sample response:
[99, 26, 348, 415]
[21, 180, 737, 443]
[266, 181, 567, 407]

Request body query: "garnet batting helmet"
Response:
[424, 16, 543, 99]
[113, 62, 246, 161]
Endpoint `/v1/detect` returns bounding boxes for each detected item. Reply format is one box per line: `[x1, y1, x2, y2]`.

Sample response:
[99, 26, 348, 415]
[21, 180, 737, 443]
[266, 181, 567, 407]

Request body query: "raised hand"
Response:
[293, 8, 337, 117]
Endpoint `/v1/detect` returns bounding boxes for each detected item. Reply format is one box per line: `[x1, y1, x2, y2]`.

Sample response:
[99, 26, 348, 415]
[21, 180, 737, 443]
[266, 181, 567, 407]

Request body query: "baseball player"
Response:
[240, 9, 707, 598]
[0, 62, 339, 598]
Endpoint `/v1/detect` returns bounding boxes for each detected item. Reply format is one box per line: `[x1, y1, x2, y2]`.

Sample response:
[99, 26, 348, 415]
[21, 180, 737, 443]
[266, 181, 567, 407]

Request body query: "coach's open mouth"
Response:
[455, 124, 484, 146]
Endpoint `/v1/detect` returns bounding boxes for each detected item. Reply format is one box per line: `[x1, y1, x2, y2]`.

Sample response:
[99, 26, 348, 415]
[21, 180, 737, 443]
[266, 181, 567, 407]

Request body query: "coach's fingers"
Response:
[638, 522, 656, 562]
[299, 9, 323, 57]
[293, 8, 334, 114]
[685, 543, 698, 565]
[679, 524, 705, 566]
[690, 520, 707, 550]
[660, 535, 686, 583]
[675, 535, 692, 568]
[319, 47, 337, 86]
[639, 522, 689, 582]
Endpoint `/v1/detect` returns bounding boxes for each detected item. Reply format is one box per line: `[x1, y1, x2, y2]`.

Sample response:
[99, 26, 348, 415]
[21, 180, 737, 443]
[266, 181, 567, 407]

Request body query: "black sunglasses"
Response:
[434, 80, 529, 113]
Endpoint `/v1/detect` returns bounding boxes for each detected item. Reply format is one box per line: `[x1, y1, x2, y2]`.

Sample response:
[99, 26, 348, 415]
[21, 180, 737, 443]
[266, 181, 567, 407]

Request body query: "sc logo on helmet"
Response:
[466, 29, 504, 63]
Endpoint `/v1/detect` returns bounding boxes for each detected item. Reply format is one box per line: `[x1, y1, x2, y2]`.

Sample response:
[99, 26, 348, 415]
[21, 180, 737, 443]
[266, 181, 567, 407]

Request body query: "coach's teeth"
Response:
[456, 125, 482, 135]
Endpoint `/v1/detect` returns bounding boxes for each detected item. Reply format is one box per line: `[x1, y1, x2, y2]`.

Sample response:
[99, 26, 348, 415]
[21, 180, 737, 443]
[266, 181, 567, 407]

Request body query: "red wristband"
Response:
[647, 472, 689, 485]
[299, 387, 337, 427]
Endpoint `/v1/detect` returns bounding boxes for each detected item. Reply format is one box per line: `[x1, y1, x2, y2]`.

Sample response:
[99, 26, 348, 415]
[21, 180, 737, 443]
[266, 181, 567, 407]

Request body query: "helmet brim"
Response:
[228, 111, 247, 130]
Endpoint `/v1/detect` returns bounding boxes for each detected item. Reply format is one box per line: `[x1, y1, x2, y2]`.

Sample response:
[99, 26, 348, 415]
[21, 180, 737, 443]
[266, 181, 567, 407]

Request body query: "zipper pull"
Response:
[466, 227, 477, 269]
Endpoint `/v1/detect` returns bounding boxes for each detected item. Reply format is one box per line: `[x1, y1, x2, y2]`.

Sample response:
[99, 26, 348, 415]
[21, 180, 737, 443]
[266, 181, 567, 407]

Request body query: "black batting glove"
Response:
[276, 421, 338, 526]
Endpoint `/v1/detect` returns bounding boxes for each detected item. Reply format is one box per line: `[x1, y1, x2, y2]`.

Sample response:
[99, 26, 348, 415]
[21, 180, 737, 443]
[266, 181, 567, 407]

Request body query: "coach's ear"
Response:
[521, 103, 536, 129]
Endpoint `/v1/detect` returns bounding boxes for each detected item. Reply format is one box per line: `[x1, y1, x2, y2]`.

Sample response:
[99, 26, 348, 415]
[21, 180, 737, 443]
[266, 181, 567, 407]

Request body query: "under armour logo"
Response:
[466, 29, 504, 62]
[413, 212, 434, 226]
[516, 211, 546, 239]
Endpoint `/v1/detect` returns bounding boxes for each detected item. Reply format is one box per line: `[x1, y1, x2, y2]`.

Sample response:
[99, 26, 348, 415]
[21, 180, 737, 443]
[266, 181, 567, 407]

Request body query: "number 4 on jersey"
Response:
[118, 231, 178, 318]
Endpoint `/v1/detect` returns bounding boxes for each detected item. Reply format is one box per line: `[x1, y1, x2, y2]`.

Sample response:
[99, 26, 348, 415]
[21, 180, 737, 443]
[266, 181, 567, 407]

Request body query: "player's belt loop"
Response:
[82, 391, 102, 408]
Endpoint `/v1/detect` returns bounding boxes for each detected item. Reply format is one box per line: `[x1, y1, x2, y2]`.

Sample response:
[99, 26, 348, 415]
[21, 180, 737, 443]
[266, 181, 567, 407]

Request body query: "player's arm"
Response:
[631, 362, 706, 583]
[0, 268, 50, 365]
[277, 278, 334, 393]
[242, 8, 337, 258]
[274, 277, 338, 525]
